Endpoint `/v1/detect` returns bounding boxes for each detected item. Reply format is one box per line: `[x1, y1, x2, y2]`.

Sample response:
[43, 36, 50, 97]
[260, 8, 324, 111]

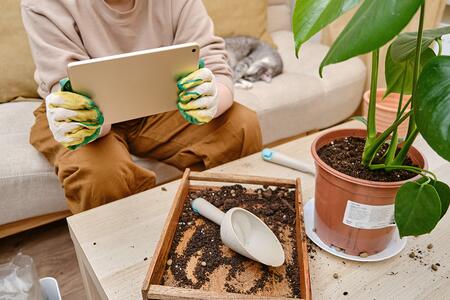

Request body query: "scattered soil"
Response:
[162, 185, 301, 298]
[307, 238, 319, 260]
[387, 271, 398, 276]
[407, 246, 444, 273]
[317, 137, 417, 182]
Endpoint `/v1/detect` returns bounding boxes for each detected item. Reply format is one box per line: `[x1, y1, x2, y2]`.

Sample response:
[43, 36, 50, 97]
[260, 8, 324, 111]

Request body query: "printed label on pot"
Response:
[342, 201, 396, 229]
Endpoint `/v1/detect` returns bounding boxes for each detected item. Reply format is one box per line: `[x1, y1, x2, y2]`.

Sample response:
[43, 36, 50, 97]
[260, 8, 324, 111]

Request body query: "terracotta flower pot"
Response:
[311, 129, 427, 256]
[363, 89, 411, 137]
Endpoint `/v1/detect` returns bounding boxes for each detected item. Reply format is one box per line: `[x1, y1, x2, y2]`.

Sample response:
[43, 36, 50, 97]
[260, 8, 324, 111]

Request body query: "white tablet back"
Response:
[68, 43, 200, 124]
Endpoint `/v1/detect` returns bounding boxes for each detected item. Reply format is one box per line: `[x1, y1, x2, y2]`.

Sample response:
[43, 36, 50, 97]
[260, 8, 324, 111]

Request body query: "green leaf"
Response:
[320, 0, 424, 76]
[385, 46, 435, 96]
[351, 116, 368, 126]
[391, 26, 450, 62]
[415, 56, 450, 161]
[293, 0, 361, 55]
[395, 182, 441, 238]
[434, 181, 450, 218]
[416, 177, 450, 219]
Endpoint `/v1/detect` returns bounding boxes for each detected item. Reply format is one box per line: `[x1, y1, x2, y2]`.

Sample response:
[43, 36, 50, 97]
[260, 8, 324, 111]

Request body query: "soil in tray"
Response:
[162, 185, 301, 298]
[318, 136, 417, 182]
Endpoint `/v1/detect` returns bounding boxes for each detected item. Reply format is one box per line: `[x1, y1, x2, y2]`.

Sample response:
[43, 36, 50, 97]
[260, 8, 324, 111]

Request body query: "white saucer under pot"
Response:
[304, 198, 408, 262]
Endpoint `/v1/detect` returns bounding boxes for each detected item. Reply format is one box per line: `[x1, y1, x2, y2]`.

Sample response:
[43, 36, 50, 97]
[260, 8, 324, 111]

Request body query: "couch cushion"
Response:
[0, 0, 39, 103]
[0, 102, 181, 225]
[235, 73, 325, 145]
[203, 0, 275, 47]
[267, 0, 292, 33]
[235, 31, 366, 145]
[273, 31, 366, 113]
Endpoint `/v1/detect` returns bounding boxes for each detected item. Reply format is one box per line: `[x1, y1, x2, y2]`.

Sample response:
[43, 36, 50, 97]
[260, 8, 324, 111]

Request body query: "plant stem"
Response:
[367, 50, 379, 141]
[437, 38, 443, 56]
[362, 111, 412, 165]
[369, 164, 437, 181]
[405, 2, 426, 140]
[385, 70, 407, 166]
[362, 50, 380, 166]
[399, 97, 412, 118]
[392, 127, 419, 165]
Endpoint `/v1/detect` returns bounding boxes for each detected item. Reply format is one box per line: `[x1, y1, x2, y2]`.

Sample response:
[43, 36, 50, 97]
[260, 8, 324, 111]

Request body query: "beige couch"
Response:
[0, 0, 366, 235]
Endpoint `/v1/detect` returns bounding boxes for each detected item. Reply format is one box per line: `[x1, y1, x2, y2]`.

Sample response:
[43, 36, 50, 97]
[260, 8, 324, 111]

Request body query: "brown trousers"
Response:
[30, 102, 262, 213]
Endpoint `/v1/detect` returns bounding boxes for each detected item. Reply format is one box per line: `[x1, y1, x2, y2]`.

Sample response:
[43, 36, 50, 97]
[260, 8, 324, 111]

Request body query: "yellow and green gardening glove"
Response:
[45, 79, 104, 150]
[177, 62, 219, 125]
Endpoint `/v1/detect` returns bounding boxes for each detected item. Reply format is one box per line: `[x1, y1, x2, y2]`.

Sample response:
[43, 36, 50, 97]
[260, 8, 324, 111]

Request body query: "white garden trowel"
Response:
[191, 198, 285, 267]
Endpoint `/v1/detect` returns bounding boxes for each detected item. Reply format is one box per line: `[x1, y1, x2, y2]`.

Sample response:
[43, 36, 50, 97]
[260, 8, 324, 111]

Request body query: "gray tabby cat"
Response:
[225, 36, 283, 89]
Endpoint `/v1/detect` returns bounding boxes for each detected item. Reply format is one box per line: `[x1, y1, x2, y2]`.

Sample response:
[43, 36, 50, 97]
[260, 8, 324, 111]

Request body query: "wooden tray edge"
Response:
[296, 178, 312, 300]
[142, 169, 191, 298]
[146, 285, 302, 300]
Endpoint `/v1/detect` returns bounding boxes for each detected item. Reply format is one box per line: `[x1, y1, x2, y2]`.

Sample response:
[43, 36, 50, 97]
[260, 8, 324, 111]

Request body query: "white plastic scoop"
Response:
[191, 197, 285, 267]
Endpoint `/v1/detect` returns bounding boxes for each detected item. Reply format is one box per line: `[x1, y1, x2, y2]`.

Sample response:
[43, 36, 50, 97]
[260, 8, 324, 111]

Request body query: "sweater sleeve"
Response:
[171, 0, 234, 96]
[21, 3, 89, 98]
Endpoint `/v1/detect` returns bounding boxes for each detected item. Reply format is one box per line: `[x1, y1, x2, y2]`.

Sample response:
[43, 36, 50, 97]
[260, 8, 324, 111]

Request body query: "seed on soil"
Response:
[431, 264, 438, 271]
[201, 261, 206, 267]
[263, 189, 273, 198]
[167, 259, 173, 266]
[333, 273, 339, 279]
[409, 252, 416, 259]
[427, 244, 434, 250]
[359, 252, 369, 258]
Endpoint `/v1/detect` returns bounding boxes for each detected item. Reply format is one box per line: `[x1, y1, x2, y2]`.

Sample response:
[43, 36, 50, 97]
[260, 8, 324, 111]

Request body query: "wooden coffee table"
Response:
[68, 121, 450, 300]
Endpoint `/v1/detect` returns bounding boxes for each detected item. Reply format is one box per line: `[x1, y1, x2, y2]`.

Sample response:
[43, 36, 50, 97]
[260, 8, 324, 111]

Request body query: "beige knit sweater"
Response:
[21, 0, 233, 98]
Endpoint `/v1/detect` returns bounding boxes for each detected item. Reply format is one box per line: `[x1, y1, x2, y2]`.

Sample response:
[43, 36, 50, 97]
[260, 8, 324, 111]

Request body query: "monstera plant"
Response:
[294, 0, 450, 238]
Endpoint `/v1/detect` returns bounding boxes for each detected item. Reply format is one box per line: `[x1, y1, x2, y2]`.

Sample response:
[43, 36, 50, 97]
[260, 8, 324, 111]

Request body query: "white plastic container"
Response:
[39, 277, 61, 300]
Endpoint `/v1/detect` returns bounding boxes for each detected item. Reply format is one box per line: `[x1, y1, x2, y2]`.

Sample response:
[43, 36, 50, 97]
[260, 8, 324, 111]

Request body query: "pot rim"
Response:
[311, 128, 428, 188]
[363, 89, 411, 114]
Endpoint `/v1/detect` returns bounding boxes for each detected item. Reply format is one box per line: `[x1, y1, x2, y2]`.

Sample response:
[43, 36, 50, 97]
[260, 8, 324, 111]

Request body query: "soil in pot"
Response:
[162, 185, 301, 298]
[317, 136, 417, 182]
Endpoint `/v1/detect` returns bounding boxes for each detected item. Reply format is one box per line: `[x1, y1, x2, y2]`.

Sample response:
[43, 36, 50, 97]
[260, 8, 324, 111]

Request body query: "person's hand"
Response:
[45, 79, 104, 150]
[177, 67, 218, 125]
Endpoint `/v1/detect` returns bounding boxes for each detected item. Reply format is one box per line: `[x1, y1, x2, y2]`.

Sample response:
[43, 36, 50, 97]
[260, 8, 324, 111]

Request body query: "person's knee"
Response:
[58, 158, 156, 213]
[227, 103, 262, 153]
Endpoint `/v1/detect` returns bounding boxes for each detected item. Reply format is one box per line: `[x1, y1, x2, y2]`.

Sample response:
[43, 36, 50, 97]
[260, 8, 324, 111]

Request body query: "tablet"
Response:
[67, 43, 200, 124]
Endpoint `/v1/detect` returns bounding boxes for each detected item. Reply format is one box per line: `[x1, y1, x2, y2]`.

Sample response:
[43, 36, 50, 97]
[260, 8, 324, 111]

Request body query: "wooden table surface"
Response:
[67, 121, 450, 300]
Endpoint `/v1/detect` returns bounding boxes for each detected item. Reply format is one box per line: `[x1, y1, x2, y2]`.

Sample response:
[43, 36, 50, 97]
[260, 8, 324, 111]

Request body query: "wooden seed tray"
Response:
[142, 169, 311, 300]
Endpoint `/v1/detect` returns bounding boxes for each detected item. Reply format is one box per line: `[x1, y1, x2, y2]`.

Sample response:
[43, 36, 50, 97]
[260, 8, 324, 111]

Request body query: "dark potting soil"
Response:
[317, 137, 417, 182]
[162, 185, 301, 298]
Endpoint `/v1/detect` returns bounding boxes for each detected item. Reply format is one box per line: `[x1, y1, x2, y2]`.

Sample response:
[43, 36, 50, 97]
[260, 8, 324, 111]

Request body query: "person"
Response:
[21, 0, 262, 214]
